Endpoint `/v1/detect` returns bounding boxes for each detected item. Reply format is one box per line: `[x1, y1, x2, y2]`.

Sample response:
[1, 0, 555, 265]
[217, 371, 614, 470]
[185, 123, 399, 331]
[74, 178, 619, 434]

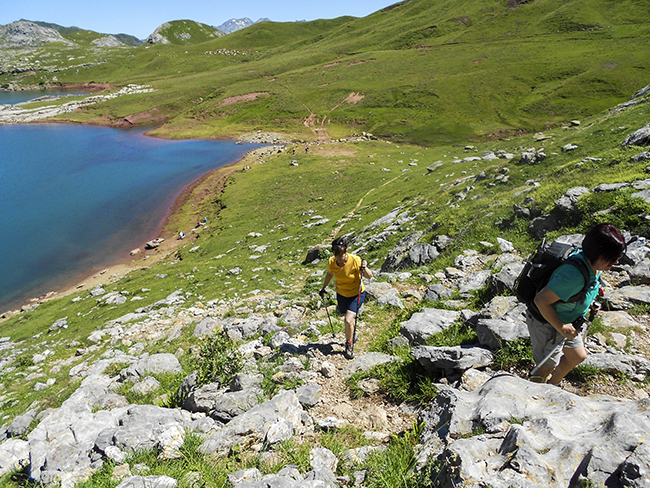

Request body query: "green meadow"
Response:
[3, 0, 649, 144]
[1, 0, 650, 485]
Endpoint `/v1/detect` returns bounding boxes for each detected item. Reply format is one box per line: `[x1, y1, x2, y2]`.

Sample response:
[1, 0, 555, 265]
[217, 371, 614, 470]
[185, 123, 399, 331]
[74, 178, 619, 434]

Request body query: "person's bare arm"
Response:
[534, 286, 578, 339]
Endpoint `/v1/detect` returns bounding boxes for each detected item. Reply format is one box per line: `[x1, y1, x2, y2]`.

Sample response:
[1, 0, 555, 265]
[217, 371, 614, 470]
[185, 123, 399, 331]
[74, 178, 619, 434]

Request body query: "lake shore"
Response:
[1, 140, 285, 319]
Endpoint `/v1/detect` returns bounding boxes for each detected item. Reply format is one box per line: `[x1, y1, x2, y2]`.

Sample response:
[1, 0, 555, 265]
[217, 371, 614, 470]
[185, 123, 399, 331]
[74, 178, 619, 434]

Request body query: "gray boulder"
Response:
[629, 258, 650, 285]
[400, 308, 460, 345]
[343, 352, 400, 379]
[582, 352, 650, 377]
[302, 246, 323, 265]
[528, 213, 561, 239]
[115, 476, 178, 488]
[199, 390, 312, 458]
[210, 388, 265, 423]
[554, 186, 589, 218]
[489, 262, 524, 294]
[604, 285, 650, 309]
[364, 281, 395, 299]
[7, 408, 39, 437]
[0, 438, 30, 477]
[223, 316, 271, 342]
[380, 231, 425, 272]
[458, 269, 491, 293]
[412, 345, 493, 376]
[296, 384, 322, 407]
[631, 151, 650, 162]
[479, 296, 520, 320]
[193, 317, 222, 337]
[476, 318, 529, 349]
[375, 288, 404, 309]
[598, 310, 642, 329]
[623, 125, 650, 147]
[122, 353, 182, 380]
[418, 375, 650, 488]
[409, 243, 439, 265]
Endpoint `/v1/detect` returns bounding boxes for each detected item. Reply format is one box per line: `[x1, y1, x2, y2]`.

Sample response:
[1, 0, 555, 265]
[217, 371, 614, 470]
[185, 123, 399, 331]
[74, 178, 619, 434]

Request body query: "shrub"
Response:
[493, 338, 533, 371]
[196, 331, 244, 387]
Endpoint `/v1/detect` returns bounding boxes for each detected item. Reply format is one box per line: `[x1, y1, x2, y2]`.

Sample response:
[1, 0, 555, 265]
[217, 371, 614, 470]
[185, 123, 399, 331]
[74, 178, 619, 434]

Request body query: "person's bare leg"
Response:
[549, 347, 588, 385]
[530, 365, 553, 383]
[344, 311, 356, 342]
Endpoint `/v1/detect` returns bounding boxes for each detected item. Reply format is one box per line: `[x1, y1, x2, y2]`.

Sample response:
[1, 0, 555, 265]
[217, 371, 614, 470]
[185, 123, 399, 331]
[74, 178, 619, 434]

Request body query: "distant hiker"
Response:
[320, 237, 372, 359]
[527, 223, 626, 385]
[178, 231, 186, 239]
[305, 146, 309, 153]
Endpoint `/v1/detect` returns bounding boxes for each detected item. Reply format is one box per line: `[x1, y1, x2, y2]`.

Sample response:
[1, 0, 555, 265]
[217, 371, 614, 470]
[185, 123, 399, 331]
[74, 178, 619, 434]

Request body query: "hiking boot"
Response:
[344, 341, 355, 360]
[529, 374, 549, 384]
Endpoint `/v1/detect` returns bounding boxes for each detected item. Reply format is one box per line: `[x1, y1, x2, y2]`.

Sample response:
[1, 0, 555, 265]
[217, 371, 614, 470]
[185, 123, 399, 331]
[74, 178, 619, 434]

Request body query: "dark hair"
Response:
[582, 223, 626, 264]
[331, 237, 347, 256]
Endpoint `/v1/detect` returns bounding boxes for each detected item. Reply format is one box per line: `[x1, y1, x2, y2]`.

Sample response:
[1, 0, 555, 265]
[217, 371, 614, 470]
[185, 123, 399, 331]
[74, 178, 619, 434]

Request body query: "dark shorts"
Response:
[337, 291, 365, 315]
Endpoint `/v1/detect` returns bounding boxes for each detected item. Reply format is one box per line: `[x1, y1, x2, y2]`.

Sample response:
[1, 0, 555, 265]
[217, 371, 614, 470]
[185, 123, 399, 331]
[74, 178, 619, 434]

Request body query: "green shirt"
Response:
[547, 251, 600, 324]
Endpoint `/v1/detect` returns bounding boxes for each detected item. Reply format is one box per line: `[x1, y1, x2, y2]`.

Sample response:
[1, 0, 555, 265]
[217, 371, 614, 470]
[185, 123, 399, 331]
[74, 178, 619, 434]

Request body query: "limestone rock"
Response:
[412, 345, 493, 376]
[418, 375, 650, 488]
[400, 308, 460, 345]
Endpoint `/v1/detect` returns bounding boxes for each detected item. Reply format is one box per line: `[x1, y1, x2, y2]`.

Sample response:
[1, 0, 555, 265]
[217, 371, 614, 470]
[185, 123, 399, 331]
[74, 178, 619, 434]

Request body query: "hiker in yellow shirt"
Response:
[320, 237, 373, 359]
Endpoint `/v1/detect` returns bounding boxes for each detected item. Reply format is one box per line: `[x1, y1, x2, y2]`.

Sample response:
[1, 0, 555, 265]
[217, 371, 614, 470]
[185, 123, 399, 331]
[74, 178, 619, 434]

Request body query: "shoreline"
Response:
[0, 143, 270, 319]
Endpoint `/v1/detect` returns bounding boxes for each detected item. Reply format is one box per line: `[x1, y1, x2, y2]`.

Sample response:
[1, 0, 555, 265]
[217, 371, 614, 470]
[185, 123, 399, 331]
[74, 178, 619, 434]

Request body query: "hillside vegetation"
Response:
[1, 77, 650, 486]
[1, 1, 650, 486]
[2, 0, 649, 144]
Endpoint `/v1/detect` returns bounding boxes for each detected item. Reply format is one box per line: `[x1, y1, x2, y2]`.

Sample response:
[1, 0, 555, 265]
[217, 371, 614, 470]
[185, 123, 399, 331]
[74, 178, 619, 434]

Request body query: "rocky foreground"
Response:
[1, 183, 650, 486]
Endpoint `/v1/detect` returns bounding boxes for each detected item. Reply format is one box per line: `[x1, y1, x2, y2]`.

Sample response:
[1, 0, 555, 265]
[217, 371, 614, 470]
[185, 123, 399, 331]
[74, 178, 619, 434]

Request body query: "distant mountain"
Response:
[0, 20, 74, 47]
[216, 18, 271, 34]
[32, 21, 142, 46]
[0, 20, 142, 47]
[146, 20, 223, 45]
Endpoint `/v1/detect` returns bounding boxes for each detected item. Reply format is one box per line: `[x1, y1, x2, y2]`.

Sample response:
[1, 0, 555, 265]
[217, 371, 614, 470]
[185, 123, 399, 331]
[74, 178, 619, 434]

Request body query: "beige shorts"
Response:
[525, 311, 584, 368]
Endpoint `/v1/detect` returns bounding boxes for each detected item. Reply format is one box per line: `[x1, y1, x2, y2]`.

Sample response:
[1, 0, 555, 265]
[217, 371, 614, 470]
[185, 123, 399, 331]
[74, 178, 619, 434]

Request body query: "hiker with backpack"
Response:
[319, 237, 373, 359]
[525, 223, 626, 385]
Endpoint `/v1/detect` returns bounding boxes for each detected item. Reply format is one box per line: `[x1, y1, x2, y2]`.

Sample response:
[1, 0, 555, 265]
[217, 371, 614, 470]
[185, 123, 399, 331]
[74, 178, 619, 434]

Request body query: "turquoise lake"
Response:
[0, 116, 261, 311]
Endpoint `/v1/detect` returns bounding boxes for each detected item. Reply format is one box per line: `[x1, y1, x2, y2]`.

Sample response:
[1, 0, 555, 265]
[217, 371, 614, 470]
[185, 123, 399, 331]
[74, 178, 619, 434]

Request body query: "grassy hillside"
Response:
[1, 72, 649, 486]
[146, 20, 223, 45]
[2, 0, 648, 144]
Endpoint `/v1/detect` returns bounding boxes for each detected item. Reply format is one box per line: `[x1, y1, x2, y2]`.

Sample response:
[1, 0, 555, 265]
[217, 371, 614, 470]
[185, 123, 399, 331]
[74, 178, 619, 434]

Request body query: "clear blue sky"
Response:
[1, 0, 395, 40]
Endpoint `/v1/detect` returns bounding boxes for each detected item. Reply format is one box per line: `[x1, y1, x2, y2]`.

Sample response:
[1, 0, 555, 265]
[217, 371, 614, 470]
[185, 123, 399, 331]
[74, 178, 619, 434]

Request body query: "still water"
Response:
[0, 117, 260, 311]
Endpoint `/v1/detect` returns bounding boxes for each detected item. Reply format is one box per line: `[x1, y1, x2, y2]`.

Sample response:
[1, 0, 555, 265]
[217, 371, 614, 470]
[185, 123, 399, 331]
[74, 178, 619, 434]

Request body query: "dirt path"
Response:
[305, 330, 417, 437]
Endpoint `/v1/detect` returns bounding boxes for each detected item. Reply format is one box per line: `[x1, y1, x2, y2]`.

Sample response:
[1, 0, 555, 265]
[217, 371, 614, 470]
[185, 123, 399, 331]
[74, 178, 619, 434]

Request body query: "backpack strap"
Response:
[563, 255, 593, 303]
[527, 255, 594, 322]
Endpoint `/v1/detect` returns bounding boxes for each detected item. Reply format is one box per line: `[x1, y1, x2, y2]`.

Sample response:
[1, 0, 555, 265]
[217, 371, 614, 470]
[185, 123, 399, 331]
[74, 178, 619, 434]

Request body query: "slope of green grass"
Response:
[148, 20, 223, 45]
[3, 0, 648, 144]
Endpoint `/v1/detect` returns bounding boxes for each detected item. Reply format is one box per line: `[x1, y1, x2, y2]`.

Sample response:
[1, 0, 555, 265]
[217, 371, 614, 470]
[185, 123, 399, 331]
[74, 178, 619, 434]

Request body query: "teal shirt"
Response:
[547, 251, 600, 324]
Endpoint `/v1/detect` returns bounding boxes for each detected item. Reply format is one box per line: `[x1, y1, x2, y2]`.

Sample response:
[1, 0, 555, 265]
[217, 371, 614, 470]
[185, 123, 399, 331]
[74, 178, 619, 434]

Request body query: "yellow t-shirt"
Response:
[328, 254, 365, 297]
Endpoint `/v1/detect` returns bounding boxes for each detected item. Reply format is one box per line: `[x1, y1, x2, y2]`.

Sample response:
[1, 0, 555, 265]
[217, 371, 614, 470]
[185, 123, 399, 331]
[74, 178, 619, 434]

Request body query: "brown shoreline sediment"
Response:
[1, 146, 258, 318]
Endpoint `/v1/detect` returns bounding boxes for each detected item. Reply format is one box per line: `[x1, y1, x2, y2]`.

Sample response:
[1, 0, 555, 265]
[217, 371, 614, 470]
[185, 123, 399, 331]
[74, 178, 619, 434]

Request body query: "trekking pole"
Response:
[320, 292, 336, 338]
[528, 338, 566, 380]
[353, 262, 365, 345]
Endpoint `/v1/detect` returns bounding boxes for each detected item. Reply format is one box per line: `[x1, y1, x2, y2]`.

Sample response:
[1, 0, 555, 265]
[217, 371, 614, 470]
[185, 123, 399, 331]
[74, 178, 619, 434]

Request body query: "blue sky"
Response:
[1, 0, 395, 40]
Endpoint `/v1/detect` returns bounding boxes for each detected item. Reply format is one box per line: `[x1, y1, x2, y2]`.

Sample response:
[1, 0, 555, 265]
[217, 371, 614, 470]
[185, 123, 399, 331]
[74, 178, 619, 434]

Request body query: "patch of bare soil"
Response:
[111, 108, 167, 128]
[218, 92, 268, 107]
[323, 62, 340, 68]
[344, 92, 365, 104]
[312, 145, 358, 157]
